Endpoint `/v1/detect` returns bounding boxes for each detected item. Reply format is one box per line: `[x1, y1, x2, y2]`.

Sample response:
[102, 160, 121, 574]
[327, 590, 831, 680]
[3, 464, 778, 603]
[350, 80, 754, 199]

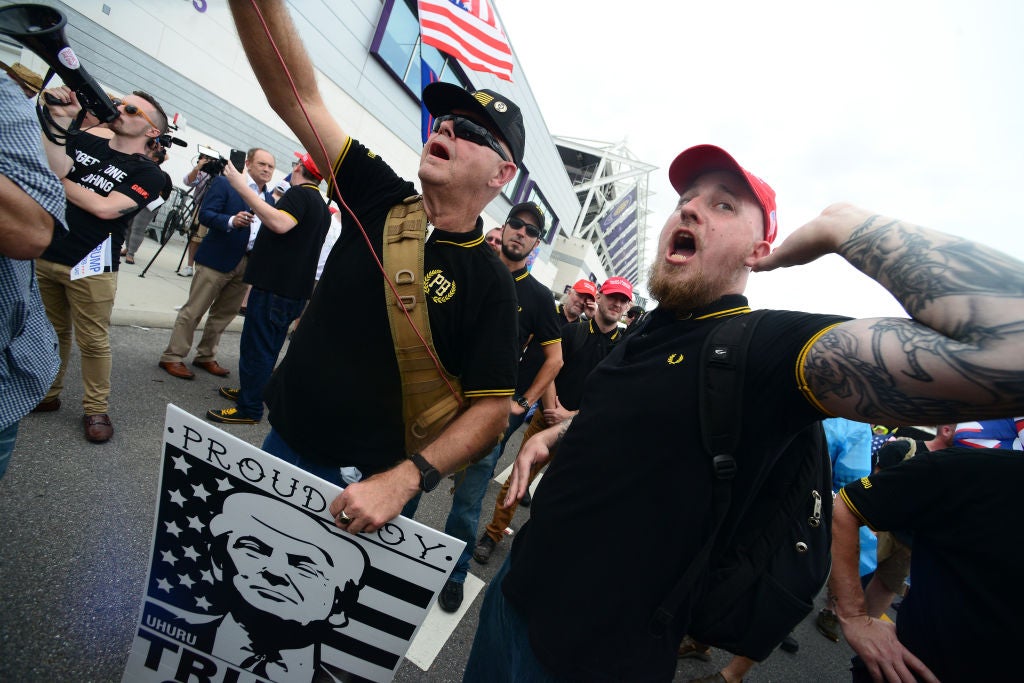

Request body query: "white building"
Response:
[0, 0, 579, 239]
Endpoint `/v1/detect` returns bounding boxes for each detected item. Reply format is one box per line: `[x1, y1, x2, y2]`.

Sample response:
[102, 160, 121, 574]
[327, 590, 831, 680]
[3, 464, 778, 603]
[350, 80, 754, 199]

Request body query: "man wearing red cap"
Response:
[466, 143, 1024, 681]
[229, 1, 522, 537]
[473, 276, 632, 566]
[207, 152, 331, 424]
[557, 279, 598, 324]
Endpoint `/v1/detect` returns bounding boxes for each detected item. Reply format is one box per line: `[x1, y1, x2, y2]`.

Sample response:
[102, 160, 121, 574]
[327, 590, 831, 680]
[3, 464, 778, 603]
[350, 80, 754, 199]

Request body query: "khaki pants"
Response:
[161, 258, 248, 364]
[483, 413, 552, 544]
[35, 258, 117, 415]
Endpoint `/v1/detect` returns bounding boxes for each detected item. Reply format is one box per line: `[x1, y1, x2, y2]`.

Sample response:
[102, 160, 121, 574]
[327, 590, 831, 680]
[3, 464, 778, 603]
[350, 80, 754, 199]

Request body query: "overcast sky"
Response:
[498, 0, 1023, 318]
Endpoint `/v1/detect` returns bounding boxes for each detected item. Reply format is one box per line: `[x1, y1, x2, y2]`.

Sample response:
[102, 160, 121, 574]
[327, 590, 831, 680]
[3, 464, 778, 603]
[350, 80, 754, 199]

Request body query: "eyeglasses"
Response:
[505, 216, 543, 239]
[431, 114, 510, 162]
[486, 236, 502, 245]
[112, 98, 159, 132]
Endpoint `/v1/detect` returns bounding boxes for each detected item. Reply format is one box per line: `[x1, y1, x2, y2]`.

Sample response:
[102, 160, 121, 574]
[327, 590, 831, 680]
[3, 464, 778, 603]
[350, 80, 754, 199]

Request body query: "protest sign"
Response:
[70, 235, 111, 280]
[122, 405, 464, 682]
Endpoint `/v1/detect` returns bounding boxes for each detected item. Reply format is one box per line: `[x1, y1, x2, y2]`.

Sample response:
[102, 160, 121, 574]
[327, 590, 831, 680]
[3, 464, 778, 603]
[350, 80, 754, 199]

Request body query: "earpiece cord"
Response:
[246, 0, 462, 407]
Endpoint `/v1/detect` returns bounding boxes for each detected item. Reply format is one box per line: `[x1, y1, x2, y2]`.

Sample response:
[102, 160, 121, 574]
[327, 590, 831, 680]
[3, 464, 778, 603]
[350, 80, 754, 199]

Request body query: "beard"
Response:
[648, 261, 734, 314]
[500, 242, 529, 262]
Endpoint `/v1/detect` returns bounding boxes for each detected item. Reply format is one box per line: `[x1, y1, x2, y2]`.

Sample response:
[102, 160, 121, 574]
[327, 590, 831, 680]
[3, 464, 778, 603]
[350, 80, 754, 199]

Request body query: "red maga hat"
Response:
[293, 151, 324, 182]
[668, 145, 777, 243]
[600, 277, 633, 300]
[572, 279, 598, 297]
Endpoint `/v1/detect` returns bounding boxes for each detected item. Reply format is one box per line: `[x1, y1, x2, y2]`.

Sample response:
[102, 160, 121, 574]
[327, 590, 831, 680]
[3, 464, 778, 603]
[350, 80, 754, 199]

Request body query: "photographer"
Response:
[179, 152, 218, 277]
[33, 85, 167, 444]
[158, 148, 276, 381]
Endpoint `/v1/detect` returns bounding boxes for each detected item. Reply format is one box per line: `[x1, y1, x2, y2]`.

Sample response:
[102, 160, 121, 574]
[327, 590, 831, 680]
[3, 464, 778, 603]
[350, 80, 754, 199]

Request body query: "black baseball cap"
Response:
[423, 83, 525, 166]
[508, 201, 544, 231]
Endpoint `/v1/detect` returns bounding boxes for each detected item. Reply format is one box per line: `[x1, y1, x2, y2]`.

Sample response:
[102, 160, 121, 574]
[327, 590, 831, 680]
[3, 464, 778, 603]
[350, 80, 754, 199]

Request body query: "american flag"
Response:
[418, 0, 514, 82]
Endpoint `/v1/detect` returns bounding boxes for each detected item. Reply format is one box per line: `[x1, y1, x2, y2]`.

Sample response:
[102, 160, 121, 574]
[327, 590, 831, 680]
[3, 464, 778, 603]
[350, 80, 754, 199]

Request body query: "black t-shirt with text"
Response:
[245, 183, 331, 300]
[502, 297, 848, 680]
[263, 138, 519, 473]
[511, 268, 562, 395]
[840, 449, 1023, 681]
[41, 132, 164, 271]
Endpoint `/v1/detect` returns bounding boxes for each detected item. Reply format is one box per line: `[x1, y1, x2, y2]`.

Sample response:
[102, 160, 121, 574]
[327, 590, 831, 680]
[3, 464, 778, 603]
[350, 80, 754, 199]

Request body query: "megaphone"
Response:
[0, 3, 119, 122]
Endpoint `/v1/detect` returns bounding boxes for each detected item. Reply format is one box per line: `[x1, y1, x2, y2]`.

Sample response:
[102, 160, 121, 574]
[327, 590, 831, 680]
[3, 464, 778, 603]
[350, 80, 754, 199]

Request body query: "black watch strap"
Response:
[514, 395, 531, 410]
[409, 453, 441, 492]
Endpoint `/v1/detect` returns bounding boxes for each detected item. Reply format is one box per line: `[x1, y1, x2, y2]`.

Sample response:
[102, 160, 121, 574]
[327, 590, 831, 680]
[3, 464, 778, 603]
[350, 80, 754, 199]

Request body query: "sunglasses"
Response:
[506, 216, 543, 239]
[486, 236, 502, 245]
[431, 114, 510, 162]
[112, 98, 159, 131]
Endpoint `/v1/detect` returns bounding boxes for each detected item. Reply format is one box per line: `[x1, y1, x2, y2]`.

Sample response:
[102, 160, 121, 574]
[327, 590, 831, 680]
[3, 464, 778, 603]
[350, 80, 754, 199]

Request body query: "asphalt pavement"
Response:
[0, 232, 857, 681]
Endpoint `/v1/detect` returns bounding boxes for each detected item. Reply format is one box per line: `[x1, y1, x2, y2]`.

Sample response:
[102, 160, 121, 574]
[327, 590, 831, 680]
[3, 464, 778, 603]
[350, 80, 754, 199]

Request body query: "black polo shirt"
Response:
[554, 319, 622, 411]
[502, 296, 848, 680]
[840, 449, 1023, 681]
[263, 138, 519, 473]
[245, 182, 331, 300]
[510, 267, 562, 395]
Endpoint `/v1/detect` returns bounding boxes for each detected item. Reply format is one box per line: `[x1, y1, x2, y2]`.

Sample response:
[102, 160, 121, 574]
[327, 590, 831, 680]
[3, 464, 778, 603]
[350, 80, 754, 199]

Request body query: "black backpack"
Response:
[650, 310, 833, 661]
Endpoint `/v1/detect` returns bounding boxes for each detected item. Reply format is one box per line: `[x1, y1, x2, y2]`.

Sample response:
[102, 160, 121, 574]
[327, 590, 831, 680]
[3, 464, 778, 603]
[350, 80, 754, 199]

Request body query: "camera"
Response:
[197, 145, 227, 176]
[196, 145, 245, 177]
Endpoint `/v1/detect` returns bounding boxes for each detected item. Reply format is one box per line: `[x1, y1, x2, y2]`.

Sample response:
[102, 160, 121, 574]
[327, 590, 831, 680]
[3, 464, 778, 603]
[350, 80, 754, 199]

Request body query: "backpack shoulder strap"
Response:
[649, 309, 768, 634]
[382, 196, 464, 454]
[699, 310, 768, 478]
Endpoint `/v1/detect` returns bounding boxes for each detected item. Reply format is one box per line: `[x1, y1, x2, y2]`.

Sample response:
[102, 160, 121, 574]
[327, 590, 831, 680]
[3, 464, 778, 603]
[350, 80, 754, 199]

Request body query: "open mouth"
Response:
[428, 142, 450, 160]
[667, 230, 696, 262]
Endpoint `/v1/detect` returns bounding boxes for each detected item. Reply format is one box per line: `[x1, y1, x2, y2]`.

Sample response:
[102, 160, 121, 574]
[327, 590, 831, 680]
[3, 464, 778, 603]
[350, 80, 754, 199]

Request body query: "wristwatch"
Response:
[514, 395, 531, 411]
[409, 453, 441, 492]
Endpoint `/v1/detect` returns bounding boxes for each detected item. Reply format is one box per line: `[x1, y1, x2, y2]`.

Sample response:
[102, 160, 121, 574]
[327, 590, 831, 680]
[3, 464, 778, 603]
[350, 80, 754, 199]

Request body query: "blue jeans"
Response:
[237, 287, 304, 420]
[464, 555, 567, 682]
[0, 421, 19, 480]
[262, 428, 346, 487]
[404, 410, 527, 584]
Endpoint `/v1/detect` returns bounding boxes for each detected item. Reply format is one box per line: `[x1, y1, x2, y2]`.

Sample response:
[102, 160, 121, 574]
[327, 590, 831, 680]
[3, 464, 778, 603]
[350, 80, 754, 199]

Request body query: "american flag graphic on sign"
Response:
[121, 405, 464, 683]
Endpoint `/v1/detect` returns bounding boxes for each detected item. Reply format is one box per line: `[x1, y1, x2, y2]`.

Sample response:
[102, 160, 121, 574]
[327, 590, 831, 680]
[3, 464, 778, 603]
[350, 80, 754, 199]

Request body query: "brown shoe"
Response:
[158, 361, 195, 380]
[32, 397, 61, 412]
[83, 414, 113, 443]
[193, 359, 230, 377]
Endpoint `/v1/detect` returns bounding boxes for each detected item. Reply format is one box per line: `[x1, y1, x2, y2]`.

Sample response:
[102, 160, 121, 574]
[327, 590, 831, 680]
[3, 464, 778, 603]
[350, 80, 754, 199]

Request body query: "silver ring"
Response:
[336, 510, 352, 524]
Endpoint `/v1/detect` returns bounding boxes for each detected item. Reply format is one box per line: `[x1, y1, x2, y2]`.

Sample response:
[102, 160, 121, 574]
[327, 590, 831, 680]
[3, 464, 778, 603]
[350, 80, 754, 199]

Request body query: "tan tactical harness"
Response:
[382, 196, 466, 454]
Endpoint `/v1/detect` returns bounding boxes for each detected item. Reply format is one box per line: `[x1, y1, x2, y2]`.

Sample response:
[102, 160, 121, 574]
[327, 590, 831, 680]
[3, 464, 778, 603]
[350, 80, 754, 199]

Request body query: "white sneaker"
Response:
[178, 266, 194, 277]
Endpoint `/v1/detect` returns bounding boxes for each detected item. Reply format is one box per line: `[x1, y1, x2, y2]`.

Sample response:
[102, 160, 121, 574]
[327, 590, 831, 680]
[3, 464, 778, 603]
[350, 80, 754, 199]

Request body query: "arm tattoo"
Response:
[554, 416, 574, 445]
[840, 217, 1024, 319]
[806, 318, 1024, 423]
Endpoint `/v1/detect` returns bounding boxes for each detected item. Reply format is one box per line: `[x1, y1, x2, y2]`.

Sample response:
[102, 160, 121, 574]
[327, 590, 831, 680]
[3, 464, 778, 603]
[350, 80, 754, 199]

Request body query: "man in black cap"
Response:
[229, 0, 521, 535]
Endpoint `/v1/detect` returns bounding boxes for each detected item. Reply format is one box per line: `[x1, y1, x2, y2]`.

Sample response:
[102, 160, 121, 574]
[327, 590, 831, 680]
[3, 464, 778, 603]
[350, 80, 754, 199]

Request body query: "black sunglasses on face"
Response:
[432, 114, 510, 162]
[506, 216, 543, 239]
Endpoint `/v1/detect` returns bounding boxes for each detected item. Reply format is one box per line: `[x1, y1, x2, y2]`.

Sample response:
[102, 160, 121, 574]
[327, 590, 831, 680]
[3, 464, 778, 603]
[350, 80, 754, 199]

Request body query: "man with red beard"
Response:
[464, 144, 1024, 681]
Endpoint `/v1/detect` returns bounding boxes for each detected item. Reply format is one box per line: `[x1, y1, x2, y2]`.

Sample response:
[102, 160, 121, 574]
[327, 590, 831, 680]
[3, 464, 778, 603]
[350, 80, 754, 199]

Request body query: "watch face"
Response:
[423, 469, 442, 492]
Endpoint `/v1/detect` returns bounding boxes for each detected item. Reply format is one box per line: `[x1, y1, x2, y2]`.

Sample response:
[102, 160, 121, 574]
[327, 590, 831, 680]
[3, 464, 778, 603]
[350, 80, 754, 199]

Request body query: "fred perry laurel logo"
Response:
[667, 353, 685, 365]
[424, 269, 456, 304]
[494, 101, 508, 113]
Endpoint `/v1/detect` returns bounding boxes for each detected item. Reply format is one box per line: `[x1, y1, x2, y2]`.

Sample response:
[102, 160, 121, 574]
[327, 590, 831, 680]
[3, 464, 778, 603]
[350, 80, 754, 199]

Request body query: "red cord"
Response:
[247, 0, 462, 407]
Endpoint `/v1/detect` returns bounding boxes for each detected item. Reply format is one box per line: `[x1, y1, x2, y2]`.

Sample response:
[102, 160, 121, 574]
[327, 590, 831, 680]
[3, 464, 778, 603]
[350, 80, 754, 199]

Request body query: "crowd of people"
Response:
[3, 1, 1024, 681]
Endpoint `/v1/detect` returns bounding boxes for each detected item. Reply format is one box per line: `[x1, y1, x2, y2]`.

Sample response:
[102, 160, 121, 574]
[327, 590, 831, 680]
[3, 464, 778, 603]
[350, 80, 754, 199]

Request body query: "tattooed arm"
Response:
[755, 203, 1024, 424]
[503, 417, 573, 507]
